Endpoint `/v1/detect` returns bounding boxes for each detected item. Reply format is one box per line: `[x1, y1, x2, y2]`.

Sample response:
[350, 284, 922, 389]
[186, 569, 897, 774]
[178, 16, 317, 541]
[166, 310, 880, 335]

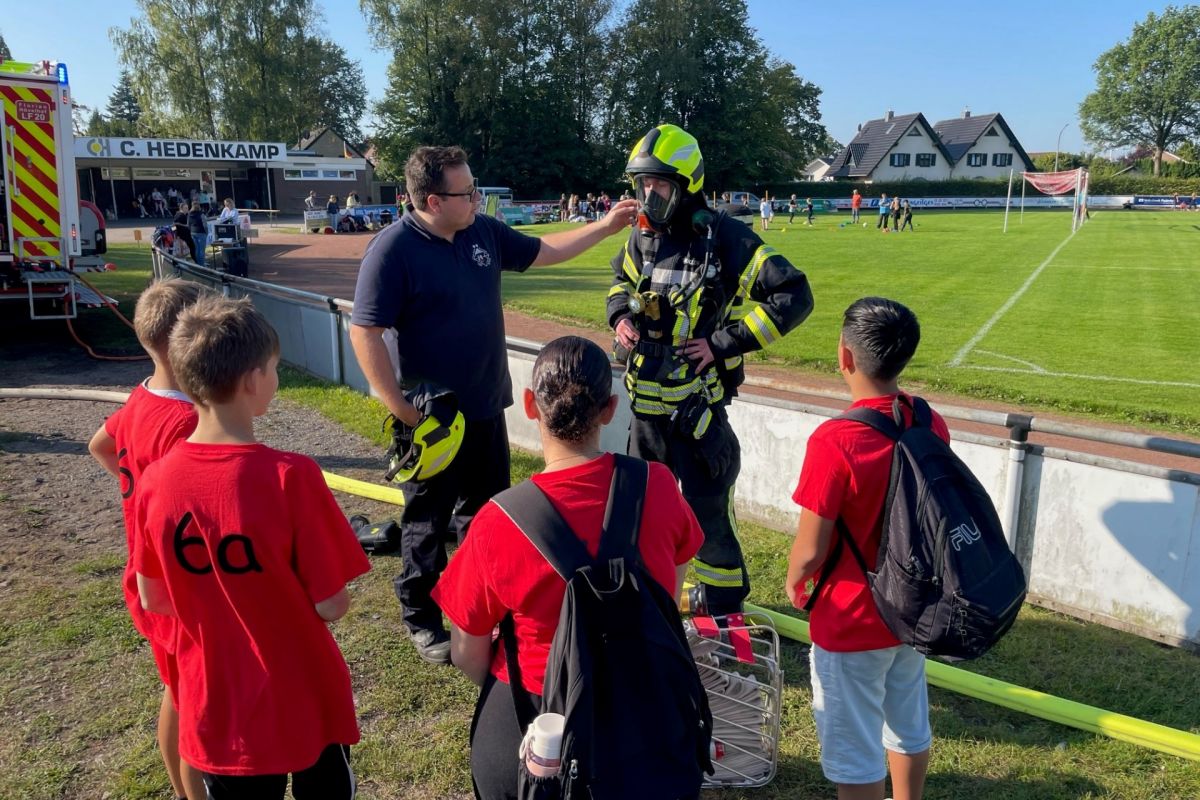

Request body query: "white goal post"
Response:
[1003, 167, 1090, 233]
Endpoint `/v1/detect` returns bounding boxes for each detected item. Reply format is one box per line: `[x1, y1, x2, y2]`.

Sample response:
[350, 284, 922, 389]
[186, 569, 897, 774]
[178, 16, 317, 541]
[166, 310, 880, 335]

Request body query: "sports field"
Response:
[502, 210, 1200, 433]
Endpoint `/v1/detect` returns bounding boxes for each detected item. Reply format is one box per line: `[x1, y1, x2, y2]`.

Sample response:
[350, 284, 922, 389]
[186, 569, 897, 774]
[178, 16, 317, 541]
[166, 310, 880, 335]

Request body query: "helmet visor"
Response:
[634, 175, 682, 225]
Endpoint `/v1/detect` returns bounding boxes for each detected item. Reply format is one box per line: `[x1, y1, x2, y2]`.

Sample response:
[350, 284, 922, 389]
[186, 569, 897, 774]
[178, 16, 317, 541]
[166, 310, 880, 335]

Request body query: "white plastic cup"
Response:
[522, 712, 565, 777]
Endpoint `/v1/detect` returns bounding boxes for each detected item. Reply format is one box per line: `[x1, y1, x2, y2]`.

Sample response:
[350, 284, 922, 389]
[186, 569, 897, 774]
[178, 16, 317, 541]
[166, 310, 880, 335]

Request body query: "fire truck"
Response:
[1, 59, 110, 320]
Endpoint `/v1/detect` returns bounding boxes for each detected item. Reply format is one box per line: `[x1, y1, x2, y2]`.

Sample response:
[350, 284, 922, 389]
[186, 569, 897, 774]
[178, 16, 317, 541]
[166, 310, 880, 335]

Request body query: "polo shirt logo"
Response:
[471, 244, 492, 268]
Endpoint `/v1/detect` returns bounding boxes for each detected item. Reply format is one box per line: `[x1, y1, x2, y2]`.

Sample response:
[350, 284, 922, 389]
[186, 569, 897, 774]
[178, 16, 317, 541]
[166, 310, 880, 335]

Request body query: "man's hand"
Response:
[615, 317, 640, 350]
[678, 337, 715, 372]
[393, 397, 421, 427]
[600, 199, 639, 235]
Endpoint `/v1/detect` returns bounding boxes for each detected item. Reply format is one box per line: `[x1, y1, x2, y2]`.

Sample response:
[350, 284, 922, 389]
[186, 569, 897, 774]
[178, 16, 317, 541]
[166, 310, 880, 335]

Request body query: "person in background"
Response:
[174, 201, 196, 262]
[327, 195, 340, 230]
[347, 191, 361, 211]
[305, 190, 319, 211]
[877, 193, 891, 231]
[899, 200, 914, 232]
[216, 198, 239, 225]
[788, 194, 799, 223]
[151, 187, 167, 217]
[433, 336, 704, 800]
[806, 197, 816, 226]
[851, 189, 863, 224]
[891, 197, 903, 231]
[188, 203, 209, 267]
[559, 193, 569, 222]
[760, 193, 773, 231]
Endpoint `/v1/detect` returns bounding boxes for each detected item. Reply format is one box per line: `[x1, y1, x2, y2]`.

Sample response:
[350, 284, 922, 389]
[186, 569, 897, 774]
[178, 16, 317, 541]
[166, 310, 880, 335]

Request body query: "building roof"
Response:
[295, 127, 370, 161]
[932, 113, 1034, 171]
[828, 112, 952, 178]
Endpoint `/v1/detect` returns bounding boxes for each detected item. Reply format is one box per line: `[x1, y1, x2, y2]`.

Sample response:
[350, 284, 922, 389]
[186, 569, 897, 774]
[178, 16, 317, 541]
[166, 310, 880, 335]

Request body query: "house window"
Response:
[282, 168, 356, 181]
[992, 153, 1013, 167]
[907, 128, 923, 137]
[889, 153, 911, 167]
[985, 127, 999, 136]
[967, 153, 987, 167]
[916, 153, 936, 167]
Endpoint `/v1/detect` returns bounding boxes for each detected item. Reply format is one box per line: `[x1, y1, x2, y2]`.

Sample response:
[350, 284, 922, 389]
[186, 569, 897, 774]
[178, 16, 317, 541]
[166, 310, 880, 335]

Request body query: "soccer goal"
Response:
[1003, 167, 1090, 233]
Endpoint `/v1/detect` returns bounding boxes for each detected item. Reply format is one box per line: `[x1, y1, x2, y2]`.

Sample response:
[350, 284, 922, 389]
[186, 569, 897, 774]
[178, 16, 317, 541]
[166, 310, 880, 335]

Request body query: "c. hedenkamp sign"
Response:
[76, 137, 288, 162]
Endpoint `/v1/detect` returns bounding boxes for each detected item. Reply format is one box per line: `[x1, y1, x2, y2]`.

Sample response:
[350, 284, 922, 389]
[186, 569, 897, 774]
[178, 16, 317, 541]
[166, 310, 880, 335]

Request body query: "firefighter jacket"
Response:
[607, 210, 814, 419]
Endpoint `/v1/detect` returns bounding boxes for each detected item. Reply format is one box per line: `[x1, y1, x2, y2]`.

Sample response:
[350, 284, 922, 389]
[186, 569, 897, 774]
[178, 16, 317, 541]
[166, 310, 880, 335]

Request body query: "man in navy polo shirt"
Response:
[350, 145, 637, 664]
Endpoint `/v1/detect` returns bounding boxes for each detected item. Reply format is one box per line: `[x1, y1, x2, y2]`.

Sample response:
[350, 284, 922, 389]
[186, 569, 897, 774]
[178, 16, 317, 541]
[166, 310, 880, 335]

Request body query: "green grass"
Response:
[4, 372, 1200, 798]
[500, 211, 1200, 434]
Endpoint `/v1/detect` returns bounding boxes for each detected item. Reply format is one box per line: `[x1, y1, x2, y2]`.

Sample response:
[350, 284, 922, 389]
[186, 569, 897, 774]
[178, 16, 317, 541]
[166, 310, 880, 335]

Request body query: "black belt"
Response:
[635, 339, 673, 359]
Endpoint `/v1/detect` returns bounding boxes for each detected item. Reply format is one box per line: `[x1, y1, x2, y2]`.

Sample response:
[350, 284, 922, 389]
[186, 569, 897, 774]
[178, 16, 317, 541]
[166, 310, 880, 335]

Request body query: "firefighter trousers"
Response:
[394, 412, 511, 633]
[627, 409, 748, 615]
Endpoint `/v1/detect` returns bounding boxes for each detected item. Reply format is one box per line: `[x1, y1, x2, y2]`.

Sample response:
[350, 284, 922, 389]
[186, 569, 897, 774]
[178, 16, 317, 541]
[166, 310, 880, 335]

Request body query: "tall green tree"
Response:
[1080, 5, 1200, 176]
[111, 0, 366, 145]
[604, 0, 831, 190]
[98, 70, 143, 137]
[0, 31, 12, 62]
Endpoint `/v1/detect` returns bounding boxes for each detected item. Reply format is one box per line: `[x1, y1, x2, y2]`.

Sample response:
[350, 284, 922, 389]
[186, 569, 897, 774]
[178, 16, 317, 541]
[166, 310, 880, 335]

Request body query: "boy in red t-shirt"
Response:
[89, 278, 207, 800]
[785, 297, 948, 800]
[133, 295, 370, 800]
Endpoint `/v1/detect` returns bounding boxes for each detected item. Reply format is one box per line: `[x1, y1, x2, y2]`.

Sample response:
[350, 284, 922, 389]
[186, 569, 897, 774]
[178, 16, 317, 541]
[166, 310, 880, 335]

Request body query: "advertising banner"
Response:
[76, 137, 288, 162]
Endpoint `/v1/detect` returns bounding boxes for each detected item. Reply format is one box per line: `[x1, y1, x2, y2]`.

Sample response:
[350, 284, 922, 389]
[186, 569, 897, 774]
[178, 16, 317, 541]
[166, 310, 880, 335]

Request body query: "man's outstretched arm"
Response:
[531, 199, 639, 266]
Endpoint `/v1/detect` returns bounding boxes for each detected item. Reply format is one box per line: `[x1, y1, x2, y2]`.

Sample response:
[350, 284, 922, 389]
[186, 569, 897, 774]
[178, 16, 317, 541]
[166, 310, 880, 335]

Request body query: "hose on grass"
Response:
[4, 387, 1199, 761]
[62, 272, 150, 362]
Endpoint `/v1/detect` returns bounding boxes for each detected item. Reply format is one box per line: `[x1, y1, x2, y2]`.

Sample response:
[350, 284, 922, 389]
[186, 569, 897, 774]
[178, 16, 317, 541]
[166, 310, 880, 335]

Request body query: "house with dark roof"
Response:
[828, 110, 1032, 181]
[802, 156, 835, 182]
[934, 112, 1034, 178]
[827, 112, 953, 181]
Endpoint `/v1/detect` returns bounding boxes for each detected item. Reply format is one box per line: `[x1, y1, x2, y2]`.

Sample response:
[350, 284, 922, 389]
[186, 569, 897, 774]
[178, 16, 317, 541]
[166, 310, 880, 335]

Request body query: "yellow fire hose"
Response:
[742, 603, 1200, 762]
[4, 387, 1198, 761]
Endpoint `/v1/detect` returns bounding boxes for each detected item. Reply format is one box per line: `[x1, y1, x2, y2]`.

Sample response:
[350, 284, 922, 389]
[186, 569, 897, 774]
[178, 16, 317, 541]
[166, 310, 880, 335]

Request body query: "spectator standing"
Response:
[305, 190, 319, 211]
[760, 194, 773, 231]
[900, 199, 914, 232]
[559, 193, 568, 222]
[788, 194, 798, 223]
[433, 336, 705, 800]
[188, 203, 209, 267]
[805, 197, 816, 226]
[134, 295, 370, 800]
[877, 193, 891, 230]
[891, 197, 903, 230]
[151, 187, 166, 217]
[349, 145, 637, 664]
[167, 186, 179, 208]
[851, 189, 863, 224]
[174, 202, 196, 262]
[785, 297, 939, 800]
[327, 195, 340, 230]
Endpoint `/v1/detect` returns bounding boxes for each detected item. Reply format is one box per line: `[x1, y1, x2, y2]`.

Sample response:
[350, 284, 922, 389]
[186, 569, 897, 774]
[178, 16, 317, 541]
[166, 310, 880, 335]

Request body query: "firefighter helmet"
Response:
[385, 385, 465, 483]
[626, 124, 704, 225]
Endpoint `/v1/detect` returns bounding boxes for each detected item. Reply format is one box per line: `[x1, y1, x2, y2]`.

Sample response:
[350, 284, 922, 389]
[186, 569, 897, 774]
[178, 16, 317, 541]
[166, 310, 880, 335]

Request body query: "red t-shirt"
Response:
[134, 442, 371, 775]
[792, 393, 950, 652]
[851, 194, 863, 209]
[104, 383, 198, 647]
[432, 454, 704, 696]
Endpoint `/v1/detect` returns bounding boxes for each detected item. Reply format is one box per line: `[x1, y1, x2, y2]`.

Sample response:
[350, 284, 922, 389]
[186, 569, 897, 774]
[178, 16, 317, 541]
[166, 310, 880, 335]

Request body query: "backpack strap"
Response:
[839, 406, 904, 440]
[595, 454, 649, 581]
[491, 480, 594, 580]
[801, 518, 871, 612]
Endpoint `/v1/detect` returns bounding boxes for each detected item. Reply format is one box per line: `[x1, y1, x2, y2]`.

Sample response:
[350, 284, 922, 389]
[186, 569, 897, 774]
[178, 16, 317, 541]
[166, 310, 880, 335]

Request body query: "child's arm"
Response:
[88, 425, 120, 478]
[314, 587, 351, 621]
[784, 509, 836, 606]
[449, 626, 493, 687]
[136, 572, 175, 616]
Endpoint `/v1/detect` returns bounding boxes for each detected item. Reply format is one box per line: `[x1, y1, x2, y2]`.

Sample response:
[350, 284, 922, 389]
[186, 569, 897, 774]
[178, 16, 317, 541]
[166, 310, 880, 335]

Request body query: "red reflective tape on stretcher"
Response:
[693, 615, 720, 639]
[725, 613, 755, 663]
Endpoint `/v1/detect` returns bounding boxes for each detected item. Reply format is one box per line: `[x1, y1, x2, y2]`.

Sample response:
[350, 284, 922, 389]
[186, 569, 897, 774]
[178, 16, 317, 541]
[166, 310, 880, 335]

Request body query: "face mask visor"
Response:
[633, 175, 682, 225]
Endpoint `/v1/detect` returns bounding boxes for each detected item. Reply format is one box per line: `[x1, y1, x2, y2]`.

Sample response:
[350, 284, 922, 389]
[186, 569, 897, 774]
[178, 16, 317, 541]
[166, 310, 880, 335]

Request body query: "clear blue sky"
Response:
[1, 1, 1176, 155]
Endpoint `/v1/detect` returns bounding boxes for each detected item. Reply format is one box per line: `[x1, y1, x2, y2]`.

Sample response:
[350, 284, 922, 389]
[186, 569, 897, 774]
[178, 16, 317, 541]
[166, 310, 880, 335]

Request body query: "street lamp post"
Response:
[1054, 123, 1070, 172]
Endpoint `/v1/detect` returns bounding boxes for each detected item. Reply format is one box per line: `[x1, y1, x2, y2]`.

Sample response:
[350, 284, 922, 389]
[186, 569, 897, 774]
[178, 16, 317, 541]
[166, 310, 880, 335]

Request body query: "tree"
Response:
[98, 71, 143, 137]
[1080, 6, 1200, 176]
[111, 0, 367, 146]
[0, 31, 12, 62]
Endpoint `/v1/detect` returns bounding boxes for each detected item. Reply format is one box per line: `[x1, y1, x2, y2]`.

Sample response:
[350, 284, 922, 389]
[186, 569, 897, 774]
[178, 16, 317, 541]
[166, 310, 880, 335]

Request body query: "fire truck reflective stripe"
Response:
[11, 202, 56, 240]
[1, 88, 58, 166]
[10, 132, 58, 185]
[14, 171, 60, 223]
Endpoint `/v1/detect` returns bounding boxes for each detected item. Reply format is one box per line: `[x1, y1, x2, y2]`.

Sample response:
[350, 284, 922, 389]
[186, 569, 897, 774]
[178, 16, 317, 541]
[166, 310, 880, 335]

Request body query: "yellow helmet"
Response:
[626, 124, 704, 225]
[626, 124, 704, 193]
[385, 385, 465, 483]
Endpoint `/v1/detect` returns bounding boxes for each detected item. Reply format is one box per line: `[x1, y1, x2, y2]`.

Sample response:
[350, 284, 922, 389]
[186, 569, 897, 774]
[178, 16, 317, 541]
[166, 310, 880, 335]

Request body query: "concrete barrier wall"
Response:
[160, 253, 1200, 649]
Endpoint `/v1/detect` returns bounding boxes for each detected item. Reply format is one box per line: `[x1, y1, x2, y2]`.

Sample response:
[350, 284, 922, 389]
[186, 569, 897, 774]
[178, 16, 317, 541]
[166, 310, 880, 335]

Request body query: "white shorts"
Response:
[809, 643, 931, 785]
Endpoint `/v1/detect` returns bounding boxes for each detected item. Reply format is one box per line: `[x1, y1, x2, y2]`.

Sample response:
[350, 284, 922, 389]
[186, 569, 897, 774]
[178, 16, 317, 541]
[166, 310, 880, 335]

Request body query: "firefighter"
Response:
[608, 124, 815, 616]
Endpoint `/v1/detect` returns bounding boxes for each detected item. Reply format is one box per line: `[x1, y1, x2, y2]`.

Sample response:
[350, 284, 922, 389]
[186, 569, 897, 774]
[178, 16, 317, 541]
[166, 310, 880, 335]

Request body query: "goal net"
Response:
[1003, 167, 1090, 233]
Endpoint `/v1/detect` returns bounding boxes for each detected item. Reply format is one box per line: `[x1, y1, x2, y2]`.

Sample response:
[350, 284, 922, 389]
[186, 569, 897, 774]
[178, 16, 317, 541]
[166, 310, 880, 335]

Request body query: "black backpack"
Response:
[804, 395, 1027, 661]
[491, 454, 713, 800]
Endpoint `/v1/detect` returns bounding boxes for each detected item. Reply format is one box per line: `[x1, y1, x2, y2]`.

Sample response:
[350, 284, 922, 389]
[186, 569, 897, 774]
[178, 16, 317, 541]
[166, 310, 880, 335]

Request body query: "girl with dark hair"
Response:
[432, 336, 704, 800]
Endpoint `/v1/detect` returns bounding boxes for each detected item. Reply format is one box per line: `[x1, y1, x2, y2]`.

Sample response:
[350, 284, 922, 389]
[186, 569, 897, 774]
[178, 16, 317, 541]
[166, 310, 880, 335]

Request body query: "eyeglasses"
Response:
[435, 186, 481, 200]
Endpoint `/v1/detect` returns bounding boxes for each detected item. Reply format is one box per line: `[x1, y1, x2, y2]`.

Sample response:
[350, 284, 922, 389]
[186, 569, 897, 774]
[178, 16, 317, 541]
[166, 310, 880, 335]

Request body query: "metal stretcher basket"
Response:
[686, 612, 783, 788]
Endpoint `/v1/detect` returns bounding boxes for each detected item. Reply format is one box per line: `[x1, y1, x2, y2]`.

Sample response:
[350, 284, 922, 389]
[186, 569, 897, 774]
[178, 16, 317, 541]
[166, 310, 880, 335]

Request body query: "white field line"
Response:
[949, 227, 1079, 367]
[974, 349, 1047, 373]
[953, 364, 1200, 390]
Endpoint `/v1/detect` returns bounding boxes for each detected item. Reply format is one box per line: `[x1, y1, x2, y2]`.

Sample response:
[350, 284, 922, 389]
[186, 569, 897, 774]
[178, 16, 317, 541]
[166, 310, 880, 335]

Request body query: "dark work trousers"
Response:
[395, 412, 511, 633]
[900, 215, 914, 231]
[202, 744, 355, 799]
[470, 673, 535, 800]
[628, 410, 748, 615]
[877, 212, 889, 229]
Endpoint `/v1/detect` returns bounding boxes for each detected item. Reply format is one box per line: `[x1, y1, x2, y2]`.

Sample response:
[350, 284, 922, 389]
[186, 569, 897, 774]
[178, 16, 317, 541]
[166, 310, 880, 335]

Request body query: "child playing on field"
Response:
[785, 297, 949, 800]
[133, 295, 370, 800]
[89, 278, 209, 800]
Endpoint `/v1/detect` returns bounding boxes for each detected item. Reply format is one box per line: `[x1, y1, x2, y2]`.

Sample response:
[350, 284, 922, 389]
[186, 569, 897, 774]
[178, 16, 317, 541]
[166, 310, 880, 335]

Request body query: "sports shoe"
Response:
[409, 627, 451, 665]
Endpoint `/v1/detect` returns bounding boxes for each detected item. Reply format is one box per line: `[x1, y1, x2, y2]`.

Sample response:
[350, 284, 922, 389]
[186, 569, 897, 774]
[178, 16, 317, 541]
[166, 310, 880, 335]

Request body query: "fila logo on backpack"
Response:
[805, 395, 1027, 661]
[492, 454, 713, 800]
